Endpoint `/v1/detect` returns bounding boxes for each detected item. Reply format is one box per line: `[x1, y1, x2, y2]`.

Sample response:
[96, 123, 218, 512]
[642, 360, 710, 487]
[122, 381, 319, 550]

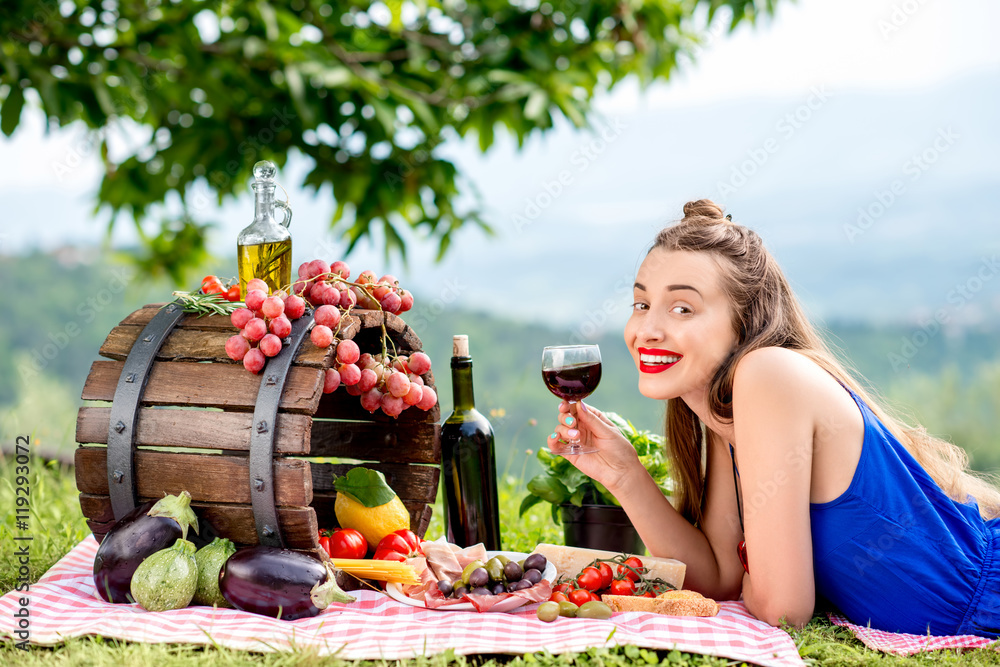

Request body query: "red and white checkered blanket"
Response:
[828, 613, 998, 656]
[0, 536, 803, 666]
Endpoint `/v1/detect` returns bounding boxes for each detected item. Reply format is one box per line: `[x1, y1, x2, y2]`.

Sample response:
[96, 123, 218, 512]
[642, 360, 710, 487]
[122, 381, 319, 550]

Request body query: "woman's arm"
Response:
[554, 402, 745, 599]
[732, 347, 818, 628]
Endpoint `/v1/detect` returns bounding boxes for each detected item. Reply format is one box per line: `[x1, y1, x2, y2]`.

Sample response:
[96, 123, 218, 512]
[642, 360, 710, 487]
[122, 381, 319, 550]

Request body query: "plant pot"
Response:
[560, 503, 645, 555]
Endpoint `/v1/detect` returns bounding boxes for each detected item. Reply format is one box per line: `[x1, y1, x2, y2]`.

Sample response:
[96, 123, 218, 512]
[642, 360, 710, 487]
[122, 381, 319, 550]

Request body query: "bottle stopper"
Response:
[452, 335, 469, 357]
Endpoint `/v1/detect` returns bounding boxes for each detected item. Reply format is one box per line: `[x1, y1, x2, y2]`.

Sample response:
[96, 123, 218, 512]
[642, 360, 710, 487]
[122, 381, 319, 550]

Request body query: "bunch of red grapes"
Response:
[225, 278, 308, 373]
[222, 261, 436, 418]
[292, 259, 413, 314]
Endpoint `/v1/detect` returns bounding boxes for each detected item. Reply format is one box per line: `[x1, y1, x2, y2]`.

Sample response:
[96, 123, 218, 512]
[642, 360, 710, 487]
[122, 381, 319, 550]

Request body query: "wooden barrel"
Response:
[74, 304, 441, 552]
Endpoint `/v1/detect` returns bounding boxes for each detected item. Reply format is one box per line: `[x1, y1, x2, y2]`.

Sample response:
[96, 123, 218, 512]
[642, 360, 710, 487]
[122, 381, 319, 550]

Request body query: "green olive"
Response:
[461, 560, 485, 585]
[557, 601, 579, 618]
[576, 601, 613, 620]
[536, 601, 560, 623]
[495, 554, 512, 566]
[485, 557, 506, 583]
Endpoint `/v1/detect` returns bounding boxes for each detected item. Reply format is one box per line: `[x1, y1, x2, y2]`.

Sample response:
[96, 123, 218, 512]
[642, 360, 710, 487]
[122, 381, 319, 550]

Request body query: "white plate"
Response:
[385, 550, 557, 613]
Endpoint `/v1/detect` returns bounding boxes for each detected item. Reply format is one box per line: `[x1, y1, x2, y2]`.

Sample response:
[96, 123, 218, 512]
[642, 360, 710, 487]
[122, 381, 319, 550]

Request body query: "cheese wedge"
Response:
[533, 543, 686, 590]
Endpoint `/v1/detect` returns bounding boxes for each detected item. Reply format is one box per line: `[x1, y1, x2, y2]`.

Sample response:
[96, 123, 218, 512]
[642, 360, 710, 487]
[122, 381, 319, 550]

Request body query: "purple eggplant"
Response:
[220, 546, 355, 620]
[93, 491, 199, 603]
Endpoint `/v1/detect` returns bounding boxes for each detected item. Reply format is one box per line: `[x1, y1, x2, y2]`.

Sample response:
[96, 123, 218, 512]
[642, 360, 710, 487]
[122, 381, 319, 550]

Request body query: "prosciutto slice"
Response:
[405, 542, 551, 612]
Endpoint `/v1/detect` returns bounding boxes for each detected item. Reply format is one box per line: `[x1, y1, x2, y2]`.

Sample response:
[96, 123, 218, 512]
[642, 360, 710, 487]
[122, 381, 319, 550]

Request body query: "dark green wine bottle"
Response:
[441, 335, 501, 550]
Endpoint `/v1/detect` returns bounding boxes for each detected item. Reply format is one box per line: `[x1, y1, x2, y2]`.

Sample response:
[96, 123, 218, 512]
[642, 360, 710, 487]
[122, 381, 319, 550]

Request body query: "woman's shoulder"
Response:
[732, 346, 839, 401]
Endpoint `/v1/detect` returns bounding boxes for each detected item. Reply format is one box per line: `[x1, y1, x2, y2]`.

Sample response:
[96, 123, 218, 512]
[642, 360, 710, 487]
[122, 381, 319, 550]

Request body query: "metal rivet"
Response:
[114, 421, 126, 433]
[253, 478, 264, 492]
[125, 373, 136, 383]
[112, 470, 124, 483]
[165, 304, 176, 313]
[262, 525, 275, 537]
[256, 420, 268, 434]
[265, 375, 277, 386]
[143, 334, 154, 343]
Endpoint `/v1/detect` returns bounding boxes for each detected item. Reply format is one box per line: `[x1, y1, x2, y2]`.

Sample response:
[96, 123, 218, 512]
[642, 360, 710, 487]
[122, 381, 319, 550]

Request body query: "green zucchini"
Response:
[193, 538, 236, 607]
[130, 539, 198, 612]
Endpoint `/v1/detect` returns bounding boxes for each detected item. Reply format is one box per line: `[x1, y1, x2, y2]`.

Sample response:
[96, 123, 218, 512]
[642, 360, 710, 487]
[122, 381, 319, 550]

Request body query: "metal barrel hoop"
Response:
[106, 300, 187, 521]
[249, 310, 315, 547]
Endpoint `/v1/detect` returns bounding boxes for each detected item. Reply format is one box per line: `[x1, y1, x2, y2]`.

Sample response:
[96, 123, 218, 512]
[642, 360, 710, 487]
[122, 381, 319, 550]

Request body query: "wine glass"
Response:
[541, 344, 602, 454]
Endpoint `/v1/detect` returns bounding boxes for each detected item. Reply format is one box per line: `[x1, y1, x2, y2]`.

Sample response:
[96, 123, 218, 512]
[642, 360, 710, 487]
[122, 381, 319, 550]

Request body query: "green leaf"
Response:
[526, 473, 570, 506]
[333, 467, 397, 508]
[1, 85, 24, 137]
[519, 493, 544, 517]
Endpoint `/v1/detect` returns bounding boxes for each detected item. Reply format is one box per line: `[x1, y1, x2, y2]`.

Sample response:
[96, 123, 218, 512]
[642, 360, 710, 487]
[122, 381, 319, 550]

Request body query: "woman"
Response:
[550, 199, 1000, 636]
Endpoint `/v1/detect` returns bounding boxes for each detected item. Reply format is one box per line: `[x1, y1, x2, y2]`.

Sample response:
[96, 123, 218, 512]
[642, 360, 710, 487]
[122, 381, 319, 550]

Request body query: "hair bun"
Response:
[682, 199, 726, 222]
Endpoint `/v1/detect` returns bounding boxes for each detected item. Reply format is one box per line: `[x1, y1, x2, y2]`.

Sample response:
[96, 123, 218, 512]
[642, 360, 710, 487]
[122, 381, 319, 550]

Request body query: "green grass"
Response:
[1, 451, 998, 666]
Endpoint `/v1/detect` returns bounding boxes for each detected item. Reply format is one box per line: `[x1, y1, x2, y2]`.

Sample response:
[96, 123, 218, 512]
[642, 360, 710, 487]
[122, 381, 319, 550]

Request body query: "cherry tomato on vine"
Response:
[568, 588, 597, 606]
[555, 582, 575, 595]
[318, 534, 331, 557]
[225, 284, 242, 302]
[549, 591, 569, 603]
[201, 275, 224, 295]
[328, 528, 368, 559]
[576, 566, 603, 592]
[597, 562, 614, 589]
[617, 556, 644, 582]
[639, 590, 656, 598]
[609, 578, 636, 596]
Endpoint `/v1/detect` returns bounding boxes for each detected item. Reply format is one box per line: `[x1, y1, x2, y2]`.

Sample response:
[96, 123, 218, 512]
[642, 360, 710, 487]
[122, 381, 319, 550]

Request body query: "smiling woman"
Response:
[547, 199, 1000, 638]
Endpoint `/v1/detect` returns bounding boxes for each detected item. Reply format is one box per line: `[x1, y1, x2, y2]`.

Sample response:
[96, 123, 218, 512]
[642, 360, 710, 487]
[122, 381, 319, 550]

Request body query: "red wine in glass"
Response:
[542, 362, 602, 401]
[542, 345, 602, 454]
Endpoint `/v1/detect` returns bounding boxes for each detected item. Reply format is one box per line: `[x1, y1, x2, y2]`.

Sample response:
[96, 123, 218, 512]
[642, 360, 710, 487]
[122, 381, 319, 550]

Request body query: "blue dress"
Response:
[809, 388, 1000, 637]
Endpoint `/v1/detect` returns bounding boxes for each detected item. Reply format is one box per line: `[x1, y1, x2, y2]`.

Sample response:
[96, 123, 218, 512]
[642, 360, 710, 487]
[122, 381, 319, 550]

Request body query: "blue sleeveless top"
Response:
[809, 389, 1000, 637]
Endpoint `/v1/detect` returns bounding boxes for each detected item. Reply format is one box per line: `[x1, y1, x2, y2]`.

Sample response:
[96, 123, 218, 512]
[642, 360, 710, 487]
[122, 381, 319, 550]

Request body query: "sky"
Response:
[2, 0, 999, 329]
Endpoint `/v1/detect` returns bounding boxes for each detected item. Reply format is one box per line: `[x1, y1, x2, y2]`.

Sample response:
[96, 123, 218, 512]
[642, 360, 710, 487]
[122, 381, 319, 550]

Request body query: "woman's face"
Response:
[624, 248, 738, 402]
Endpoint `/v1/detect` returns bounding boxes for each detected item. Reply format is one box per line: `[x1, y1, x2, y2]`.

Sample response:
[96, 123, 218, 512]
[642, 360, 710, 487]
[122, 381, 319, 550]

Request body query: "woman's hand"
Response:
[548, 401, 644, 493]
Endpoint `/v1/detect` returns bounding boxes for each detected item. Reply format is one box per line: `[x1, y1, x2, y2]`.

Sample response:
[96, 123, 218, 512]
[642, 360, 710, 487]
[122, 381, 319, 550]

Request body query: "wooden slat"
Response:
[99, 325, 334, 367]
[78, 493, 319, 548]
[313, 383, 440, 423]
[82, 360, 323, 413]
[310, 493, 435, 538]
[76, 407, 312, 454]
[310, 462, 439, 504]
[75, 446, 313, 506]
[309, 420, 440, 462]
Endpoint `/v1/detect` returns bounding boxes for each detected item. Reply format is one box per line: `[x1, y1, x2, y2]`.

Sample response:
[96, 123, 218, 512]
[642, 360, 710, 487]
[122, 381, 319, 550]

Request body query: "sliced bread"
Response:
[601, 590, 719, 617]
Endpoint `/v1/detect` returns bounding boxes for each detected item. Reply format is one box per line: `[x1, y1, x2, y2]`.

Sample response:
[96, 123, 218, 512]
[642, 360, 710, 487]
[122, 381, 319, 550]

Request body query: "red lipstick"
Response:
[637, 347, 682, 374]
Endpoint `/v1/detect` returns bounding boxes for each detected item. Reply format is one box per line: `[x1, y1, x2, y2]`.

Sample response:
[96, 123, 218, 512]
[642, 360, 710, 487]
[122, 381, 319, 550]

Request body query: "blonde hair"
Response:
[657, 199, 1000, 525]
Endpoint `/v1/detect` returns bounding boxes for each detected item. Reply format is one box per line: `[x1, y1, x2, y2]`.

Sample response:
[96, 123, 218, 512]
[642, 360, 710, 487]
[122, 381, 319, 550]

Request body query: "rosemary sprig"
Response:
[168, 291, 242, 317]
[254, 243, 290, 278]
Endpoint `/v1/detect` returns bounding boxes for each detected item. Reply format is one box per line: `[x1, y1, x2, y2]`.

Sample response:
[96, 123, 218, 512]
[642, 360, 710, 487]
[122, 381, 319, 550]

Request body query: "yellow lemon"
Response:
[334, 493, 410, 546]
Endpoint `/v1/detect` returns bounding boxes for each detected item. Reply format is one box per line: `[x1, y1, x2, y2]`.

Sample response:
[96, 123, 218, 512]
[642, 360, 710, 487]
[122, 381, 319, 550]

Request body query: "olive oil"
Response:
[237, 160, 293, 298]
[237, 239, 292, 296]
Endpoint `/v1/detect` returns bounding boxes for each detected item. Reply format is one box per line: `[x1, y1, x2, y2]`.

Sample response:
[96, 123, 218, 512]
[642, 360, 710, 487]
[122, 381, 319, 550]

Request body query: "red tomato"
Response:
[201, 275, 224, 295]
[319, 535, 331, 557]
[225, 285, 242, 302]
[568, 588, 596, 606]
[555, 582, 575, 595]
[618, 556, 644, 582]
[609, 578, 636, 596]
[576, 566, 603, 592]
[597, 562, 614, 589]
[549, 591, 569, 603]
[639, 590, 655, 598]
[328, 528, 367, 559]
[373, 529, 423, 561]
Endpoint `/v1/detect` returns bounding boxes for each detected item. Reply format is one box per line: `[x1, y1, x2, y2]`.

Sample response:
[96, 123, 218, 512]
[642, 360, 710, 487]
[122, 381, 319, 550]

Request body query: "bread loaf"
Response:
[533, 543, 685, 590]
[601, 590, 719, 617]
